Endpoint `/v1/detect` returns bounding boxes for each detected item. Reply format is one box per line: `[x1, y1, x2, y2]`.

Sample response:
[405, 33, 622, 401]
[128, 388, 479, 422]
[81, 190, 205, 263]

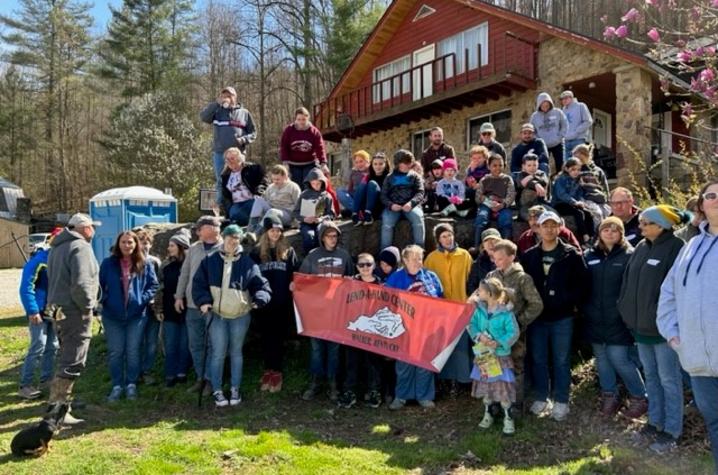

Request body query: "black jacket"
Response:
[221, 162, 269, 208]
[250, 247, 300, 307]
[520, 240, 588, 322]
[582, 245, 634, 345]
[467, 252, 495, 296]
[160, 259, 186, 323]
[617, 231, 684, 338]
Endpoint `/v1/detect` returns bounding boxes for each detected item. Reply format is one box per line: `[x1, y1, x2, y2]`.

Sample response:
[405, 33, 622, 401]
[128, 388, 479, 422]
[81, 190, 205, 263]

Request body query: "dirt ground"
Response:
[0, 268, 21, 311]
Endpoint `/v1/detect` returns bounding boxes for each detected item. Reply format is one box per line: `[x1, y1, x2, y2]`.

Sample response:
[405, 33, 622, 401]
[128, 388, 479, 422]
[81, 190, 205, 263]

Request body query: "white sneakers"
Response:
[530, 400, 570, 421]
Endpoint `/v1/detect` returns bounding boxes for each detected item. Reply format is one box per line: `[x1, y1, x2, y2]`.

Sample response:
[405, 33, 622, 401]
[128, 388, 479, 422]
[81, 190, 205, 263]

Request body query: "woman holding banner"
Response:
[386, 245, 444, 410]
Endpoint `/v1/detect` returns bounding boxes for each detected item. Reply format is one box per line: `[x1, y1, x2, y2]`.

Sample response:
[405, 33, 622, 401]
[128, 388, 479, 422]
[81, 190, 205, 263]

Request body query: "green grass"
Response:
[0, 307, 713, 474]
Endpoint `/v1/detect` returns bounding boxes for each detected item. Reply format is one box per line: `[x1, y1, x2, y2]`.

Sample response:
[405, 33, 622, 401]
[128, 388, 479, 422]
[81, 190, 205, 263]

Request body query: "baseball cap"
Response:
[221, 86, 237, 97]
[195, 215, 221, 228]
[68, 213, 101, 228]
[537, 211, 562, 225]
[559, 90, 574, 99]
[479, 122, 495, 133]
[521, 123, 535, 132]
[481, 228, 501, 242]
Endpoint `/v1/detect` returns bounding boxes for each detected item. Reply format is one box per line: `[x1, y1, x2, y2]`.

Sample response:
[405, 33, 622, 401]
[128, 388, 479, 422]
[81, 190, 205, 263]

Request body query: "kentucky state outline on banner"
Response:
[292, 273, 474, 372]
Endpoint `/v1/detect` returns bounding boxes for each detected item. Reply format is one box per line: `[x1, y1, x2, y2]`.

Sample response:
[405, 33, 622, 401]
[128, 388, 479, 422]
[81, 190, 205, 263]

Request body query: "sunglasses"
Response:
[703, 192, 718, 201]
[480, 132, 492, 136]
[357, 262, 373, 268]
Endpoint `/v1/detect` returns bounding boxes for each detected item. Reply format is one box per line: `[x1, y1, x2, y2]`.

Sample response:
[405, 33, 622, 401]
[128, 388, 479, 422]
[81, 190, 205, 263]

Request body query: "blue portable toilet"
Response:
[89, 186, 177, 262]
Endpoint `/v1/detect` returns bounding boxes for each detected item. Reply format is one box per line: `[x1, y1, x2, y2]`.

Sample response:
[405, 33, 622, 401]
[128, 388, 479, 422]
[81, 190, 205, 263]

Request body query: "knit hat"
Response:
[434, 222, 454, 242]
[640, 205, 691, 230]
[379, 246, 400, 268]
[481, 228, 501, 242]
[353, 150, 371, 163]
[169, 228, 191, 249]
[430, 159, 443, 170]
[598, 216, 625, 234]
[479, 122, 495, 134]
[195, 215, 221, 228]
[442, 158, 458, 171]
[521, 123, 535, 132]
[262, 213, 284, 231]
[221, 224, 243, 238]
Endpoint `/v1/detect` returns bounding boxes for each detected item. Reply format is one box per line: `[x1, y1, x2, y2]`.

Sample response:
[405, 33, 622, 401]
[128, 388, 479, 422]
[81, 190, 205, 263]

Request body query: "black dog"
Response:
[11, 404, 67, 457]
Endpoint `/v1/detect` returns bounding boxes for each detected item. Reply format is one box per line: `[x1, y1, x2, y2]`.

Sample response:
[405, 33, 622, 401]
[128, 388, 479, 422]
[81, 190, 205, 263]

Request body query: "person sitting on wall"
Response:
[220, 147, 268, 227]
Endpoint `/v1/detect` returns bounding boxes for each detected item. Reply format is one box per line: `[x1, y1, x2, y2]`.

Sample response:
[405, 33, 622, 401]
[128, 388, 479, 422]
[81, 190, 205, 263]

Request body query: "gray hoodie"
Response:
[299, 221, 353, 277]
[658, 223, 718, 377]
[47, 228, 100, 314]
[200, 102, 257, 153]
[529, 92, 568, 148]
[562, 99, 593, 141]
[175, 238, 223, 309]
[293, 167, 335, 221]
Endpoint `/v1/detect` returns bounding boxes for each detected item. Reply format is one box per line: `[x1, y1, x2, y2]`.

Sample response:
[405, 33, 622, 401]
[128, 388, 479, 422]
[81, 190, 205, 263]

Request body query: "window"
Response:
[412, 129, 432, 158]
[373, 55, 411, 103]
[437, 23, 489, 78]
[467, 110, 512, 149]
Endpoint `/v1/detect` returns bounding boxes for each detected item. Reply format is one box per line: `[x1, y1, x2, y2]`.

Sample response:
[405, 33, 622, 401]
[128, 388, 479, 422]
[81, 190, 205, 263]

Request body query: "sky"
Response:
[1, 0, 126, 33]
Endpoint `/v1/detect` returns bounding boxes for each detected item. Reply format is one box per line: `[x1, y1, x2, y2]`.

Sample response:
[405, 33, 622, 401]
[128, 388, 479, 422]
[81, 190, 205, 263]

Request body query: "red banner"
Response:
[292, 273, 474, 372]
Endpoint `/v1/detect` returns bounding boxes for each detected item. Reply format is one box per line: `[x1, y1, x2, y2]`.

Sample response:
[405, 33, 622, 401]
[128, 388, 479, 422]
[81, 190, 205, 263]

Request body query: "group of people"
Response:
[14, 86, 718, 471]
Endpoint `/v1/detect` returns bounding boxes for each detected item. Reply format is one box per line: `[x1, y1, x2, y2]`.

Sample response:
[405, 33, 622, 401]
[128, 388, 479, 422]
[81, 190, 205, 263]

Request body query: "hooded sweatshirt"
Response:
[175, 239, 223, 309]
[299, 221, 353, 277]
[200, 102, 257, 153]
[280, 122, 327, 166]
[657, 222, 718, 376]
[293, 167, 335, 221]
[19, 248, 49, 317]
[563, 99, 593, 141]
[47, 228, 100, 315]
[529, 93, 568, 148]
[380, 169, 425, 209]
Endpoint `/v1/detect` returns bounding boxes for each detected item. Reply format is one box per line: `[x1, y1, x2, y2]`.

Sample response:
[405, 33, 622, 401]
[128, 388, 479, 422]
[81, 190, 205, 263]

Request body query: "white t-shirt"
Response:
[227, 171, 253, 203]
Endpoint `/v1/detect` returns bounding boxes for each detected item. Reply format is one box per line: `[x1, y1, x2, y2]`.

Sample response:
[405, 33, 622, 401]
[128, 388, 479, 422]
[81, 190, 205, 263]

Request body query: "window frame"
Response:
[466, 108, 512, 150]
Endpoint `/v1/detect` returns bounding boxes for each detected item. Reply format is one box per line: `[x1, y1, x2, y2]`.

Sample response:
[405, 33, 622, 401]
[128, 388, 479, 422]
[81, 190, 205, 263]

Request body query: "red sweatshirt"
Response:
[280, 123, 327, 166]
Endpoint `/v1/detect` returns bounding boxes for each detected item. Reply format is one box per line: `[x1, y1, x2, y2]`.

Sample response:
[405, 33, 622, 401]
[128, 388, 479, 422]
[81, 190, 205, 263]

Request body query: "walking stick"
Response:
[197, 309, 215, 408]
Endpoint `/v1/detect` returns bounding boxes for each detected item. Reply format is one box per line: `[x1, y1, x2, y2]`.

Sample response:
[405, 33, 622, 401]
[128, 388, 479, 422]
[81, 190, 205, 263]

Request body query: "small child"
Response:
[515, 153, 549, 221]
[338, 253, 384, 409]
[468, 277, 519, 435]
[465, 145, 490, 190]
[436, 159, 473, 217]
[339, 150, 371, 217]
[474, 154, 515, 245]
[248, 164, 301, 233]
[380, 150, 426, 250]
[423, 159, 444, 213]
[551, 157, 598, 243]
[573, 144, 610, 218]
[293, 167, 335, 254]
[352, 152, 391, 226]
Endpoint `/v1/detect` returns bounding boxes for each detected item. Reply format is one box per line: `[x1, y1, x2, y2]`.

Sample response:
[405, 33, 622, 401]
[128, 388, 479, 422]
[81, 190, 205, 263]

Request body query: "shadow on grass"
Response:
[0, 315, 26, 329]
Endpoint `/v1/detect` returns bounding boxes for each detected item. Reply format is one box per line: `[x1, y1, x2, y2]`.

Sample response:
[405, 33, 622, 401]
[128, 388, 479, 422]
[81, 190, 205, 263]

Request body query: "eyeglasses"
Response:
[357, 262, 373, 268]
[703, 192, 718, 201]
[480, 132, 492, 136]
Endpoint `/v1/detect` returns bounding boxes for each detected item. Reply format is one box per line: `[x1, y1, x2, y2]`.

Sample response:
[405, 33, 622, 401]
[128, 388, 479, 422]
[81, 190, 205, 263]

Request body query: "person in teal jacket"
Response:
[467, 277, 519, 435]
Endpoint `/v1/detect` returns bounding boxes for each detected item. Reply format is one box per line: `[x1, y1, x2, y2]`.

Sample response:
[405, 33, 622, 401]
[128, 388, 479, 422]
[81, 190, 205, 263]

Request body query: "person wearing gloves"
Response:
[192, 225, 272, 407]
[618, 205, 689, 454]
[658, 181, 718, 469]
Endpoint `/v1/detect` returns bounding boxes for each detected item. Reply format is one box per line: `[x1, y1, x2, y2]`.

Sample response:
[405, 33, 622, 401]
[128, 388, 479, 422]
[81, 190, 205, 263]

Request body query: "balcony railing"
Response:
[314, 31, 537, 134]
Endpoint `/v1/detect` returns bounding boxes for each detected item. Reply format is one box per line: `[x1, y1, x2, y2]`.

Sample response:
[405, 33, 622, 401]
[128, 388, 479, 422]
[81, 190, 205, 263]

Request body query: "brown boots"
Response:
[620, 396, 649, 419]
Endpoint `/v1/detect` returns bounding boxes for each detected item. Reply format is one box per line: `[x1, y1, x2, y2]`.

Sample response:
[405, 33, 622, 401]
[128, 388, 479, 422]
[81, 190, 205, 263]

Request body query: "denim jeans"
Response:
[289, 163, 317, 188]
[103, 317, 147, 387]
[141, 316, 160, 375]
[344, 347, 382, 392]
[186, 308, 210, 381]
[309, 338, 339, 379]
[691, 376, 718, 470]
[474, 205, 513, 246]
[337, 188, 354, 211]
[395, 361, 435, 401]
[352, 181, 381, 214]
[637, 342, 683, 438]
[300, 222, 320, 254]
[528, 317, 573, 404]
[20, 318, 59, 387]
[547, 142, 565, 172]
[228, 200, 254, 226]
[564, 139, 586, 161]
[213, 151, 225, 204]
[249, 198, 293, 224]
[208, 314, 252, 391]
[592, 343, 646, 397]
[380, 207, 425, 250]
[163, 321, 191, 379]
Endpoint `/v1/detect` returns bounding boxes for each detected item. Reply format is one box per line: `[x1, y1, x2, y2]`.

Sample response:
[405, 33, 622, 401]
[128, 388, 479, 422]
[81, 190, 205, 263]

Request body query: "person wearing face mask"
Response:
[200, 87, 257, 208]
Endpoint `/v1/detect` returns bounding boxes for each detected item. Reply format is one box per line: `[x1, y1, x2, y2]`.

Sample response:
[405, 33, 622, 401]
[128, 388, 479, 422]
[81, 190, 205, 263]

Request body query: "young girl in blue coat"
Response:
[468, 277, 519, 435]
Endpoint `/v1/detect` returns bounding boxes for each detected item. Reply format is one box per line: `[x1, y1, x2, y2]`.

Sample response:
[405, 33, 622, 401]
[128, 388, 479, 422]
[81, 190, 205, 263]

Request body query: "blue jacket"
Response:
[467, 303, 519, 357]
[192, 249, 272, 312]
[19, 248, 49, 317]
[385, 268, 443, 298]
[99, 256, 159, 321]
[551, 173, 584, 207]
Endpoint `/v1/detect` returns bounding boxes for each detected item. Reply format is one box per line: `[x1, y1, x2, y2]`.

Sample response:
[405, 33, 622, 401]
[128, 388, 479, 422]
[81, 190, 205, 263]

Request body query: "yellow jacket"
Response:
[424, 246, 472, 302]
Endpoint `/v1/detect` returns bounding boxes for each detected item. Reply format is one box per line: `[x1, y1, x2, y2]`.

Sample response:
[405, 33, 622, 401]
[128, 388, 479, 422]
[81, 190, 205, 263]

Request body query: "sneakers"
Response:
[176, 374, 187, 384]
[635, 423, 662, 442]
[126, 384, 138, 401]
[599, 392, 621, 417]
[301, 377, 320, 401]
[456, 209, 470, 218]
[18, 385, 41, 400]
[440, 204, 457, 216]
[229, 387, 241, 406]
[61, 410, 85, 426]
[269, 372, 283, 393]
[550, 402, 570, 421]
[260, 371, 272, 391]
[649, 432, 679, 454]
[479, 408, 494, 429]
[107, 385, 123, 402]
[530, 400, 551, 416]
[363, 211, 374, 225]
[448, 380, 459, 400]
[351, 213, 362, 226]
[141, 374, 156, 386]
[366, 390, 382, 408]
[620, 396, 648, 419]
[213, 390, 229, 407]
[388, 398, 406, 410]
[503, 412, 515, 436]
[418, 399, 435, 409]
[337, 390, 357, 409]
[165, 377, 177, 388]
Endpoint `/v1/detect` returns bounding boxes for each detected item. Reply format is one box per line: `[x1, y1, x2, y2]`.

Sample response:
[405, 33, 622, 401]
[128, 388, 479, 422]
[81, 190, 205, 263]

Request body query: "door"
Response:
[592, 108, 612, 148]
[413, 45, 435, 101]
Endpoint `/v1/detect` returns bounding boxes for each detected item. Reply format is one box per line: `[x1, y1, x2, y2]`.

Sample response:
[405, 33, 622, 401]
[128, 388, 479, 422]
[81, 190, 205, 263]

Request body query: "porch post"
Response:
[613, 65, 653, 188]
